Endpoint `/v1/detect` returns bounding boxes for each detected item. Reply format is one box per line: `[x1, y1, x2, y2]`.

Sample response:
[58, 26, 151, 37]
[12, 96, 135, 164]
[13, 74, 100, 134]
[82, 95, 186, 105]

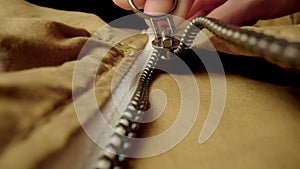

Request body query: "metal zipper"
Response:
[95, 49, 160, 169]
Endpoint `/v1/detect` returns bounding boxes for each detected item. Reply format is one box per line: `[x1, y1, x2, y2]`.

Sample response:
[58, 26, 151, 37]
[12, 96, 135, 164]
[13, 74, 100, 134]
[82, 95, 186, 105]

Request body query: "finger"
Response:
[206, 0, 257, 25]
[113, 0, 146, 10]
[186, 0, 226, 18]
[175, 0, 195, 19]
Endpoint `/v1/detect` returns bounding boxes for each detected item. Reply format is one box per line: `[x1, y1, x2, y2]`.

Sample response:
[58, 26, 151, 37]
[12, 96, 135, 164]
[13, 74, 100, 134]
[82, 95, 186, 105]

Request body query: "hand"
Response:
[113, 0, 300, 25]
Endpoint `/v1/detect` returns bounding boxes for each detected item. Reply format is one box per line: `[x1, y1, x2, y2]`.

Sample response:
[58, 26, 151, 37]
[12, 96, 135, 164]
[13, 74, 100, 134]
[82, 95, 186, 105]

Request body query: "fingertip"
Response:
[207, 11, 244, 25]
[187, 10, 209, 20]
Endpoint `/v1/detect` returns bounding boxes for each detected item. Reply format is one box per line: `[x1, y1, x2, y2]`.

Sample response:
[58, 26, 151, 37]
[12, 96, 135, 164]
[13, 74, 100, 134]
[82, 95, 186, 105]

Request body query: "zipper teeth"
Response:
[95, 49, 160, 169]
[175, 17, 300, 71]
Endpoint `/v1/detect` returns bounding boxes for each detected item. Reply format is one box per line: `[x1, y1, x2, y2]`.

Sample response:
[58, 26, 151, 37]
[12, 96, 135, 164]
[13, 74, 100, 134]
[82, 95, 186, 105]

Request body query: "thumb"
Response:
[144, 0, 174, 15]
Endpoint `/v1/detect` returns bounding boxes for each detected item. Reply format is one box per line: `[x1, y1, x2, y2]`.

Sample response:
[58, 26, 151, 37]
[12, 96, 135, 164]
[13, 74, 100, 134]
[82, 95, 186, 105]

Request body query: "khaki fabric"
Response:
[0, 0, 300, 169]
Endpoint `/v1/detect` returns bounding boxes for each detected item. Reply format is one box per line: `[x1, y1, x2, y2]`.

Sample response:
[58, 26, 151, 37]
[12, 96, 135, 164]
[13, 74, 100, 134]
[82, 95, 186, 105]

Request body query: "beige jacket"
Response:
[0, 0, 299, 169]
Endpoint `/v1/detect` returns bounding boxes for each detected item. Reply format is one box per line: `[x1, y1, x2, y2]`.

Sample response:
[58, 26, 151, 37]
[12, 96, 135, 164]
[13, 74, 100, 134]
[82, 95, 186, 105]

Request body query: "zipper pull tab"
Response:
[128, 0, 180, 59]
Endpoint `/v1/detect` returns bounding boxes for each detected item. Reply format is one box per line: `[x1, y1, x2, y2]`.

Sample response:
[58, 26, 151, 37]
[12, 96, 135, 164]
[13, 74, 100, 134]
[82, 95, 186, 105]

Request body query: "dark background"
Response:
[26, 0, 147, 28]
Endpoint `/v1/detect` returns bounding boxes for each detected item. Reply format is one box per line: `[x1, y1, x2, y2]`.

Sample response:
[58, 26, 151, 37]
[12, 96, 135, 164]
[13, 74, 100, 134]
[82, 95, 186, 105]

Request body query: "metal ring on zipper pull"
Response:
[128, 0, 180, 59]
[128, 0, 178, 19]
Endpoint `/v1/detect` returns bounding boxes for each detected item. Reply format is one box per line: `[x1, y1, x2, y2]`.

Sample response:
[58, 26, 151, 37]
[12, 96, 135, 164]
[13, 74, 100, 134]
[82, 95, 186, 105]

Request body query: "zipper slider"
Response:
[128, 0, 180, 59]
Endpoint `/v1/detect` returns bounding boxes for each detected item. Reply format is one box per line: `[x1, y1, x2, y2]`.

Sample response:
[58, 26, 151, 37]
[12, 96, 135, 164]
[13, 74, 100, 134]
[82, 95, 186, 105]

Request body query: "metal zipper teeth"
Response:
[174, 17, 300, 71]
[95, 49, 160, 169]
